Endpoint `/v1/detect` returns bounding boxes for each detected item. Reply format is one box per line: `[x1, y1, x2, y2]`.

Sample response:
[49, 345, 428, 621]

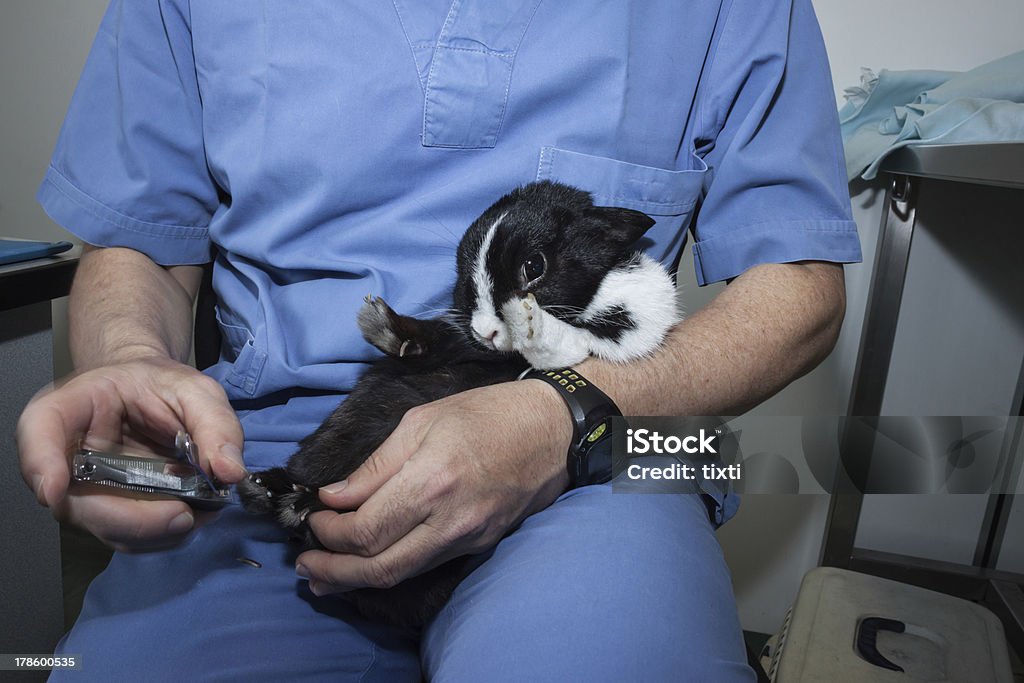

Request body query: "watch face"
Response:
[575, 419, 616, 487]
[586, 421, 609, 443]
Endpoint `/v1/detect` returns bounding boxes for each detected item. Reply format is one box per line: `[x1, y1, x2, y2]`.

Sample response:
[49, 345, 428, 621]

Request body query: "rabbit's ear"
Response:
[587, 206, 656, 247]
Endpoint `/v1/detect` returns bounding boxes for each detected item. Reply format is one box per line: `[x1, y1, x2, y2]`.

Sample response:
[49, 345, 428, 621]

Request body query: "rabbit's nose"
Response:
[471, 325, 501, 349]
[477, 328, 500, 348]
[470, 311, 508, 350]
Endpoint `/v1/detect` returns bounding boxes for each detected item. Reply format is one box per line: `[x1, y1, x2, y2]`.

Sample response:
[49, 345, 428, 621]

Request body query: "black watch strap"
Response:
[521, 367, 621, 488]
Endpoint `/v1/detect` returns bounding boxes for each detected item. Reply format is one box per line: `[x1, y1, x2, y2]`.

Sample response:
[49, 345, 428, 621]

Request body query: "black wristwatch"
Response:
[520, 367, 621, 488]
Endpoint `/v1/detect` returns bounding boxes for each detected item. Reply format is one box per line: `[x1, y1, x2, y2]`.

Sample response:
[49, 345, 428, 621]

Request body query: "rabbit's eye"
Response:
[521, 253, 546, 286]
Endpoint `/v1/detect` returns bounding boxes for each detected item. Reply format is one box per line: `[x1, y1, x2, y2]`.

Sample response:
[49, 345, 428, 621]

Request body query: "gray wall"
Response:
[3, 0, 1023, 638]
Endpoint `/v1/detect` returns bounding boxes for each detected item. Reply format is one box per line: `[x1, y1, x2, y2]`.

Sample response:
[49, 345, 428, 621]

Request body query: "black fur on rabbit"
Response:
[237, 180, 680, 627]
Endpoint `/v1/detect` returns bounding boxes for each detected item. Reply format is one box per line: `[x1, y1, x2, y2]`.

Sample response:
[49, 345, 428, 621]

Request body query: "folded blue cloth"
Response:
[841, 51, 1024, 180]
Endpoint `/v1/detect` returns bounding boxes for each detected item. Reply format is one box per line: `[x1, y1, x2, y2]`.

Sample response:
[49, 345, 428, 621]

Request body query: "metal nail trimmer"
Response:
[72, 431, 233, 509]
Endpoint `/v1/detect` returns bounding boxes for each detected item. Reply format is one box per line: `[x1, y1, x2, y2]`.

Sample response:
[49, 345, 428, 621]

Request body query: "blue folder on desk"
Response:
[0, 238, 74, 266]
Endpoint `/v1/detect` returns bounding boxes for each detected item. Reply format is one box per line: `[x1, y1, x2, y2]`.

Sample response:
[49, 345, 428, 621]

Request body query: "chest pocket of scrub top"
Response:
[536, 147, 708, 264]
[394, 0, 542, 148]
[214, 306, 268, 397]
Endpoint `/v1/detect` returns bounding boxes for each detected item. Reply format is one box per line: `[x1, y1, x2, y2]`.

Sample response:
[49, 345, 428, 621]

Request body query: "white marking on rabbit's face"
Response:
[469, 212, 513, 350]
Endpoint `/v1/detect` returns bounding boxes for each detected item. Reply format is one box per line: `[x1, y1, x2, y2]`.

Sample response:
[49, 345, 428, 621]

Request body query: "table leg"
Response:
[821, 174, 918, 567]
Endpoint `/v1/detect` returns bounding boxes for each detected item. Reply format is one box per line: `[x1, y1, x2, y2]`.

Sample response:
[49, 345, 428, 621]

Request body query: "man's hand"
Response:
[17, 356, 246, 552]
[296, 380, 572, 595]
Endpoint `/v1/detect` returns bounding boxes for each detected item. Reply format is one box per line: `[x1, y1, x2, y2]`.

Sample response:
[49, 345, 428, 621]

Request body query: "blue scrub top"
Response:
[39, 0, 860, 457]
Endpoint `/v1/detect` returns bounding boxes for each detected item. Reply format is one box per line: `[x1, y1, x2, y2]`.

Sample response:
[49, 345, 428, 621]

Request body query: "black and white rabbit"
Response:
[238, 180, 680, 626]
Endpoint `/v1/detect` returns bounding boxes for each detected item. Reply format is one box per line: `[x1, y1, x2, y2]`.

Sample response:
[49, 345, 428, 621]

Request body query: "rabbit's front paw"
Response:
[274, 488, 322, 527]
[237, 467, 294, 515]
[515, 295, 589, 369]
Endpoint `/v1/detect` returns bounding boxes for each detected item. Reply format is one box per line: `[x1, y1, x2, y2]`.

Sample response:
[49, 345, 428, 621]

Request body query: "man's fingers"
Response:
[17, 378, 116, 507]
[308, 474, 430, 556]
[79, 377, 129, 451]
[176, 375, 246, 483]
[52, 490, 195, 549]
[297, 521, 449, 592]
[17, 400, 72, 507]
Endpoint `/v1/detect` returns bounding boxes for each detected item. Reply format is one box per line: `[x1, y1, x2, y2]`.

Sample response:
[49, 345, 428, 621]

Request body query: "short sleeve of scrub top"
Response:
[687, 0, 862, 285]
[38, 0, 215, 266]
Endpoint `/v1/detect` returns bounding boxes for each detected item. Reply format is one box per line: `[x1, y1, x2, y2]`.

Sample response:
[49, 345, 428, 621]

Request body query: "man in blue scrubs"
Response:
[20, 1, 860, 680]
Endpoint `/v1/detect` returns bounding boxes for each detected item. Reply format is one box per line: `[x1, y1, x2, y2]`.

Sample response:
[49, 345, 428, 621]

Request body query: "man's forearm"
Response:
[578, 261, 846, 416]
[69, 246, 202, 370]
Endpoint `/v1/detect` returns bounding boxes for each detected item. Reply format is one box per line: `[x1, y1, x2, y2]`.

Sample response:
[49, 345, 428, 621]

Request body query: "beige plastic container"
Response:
[766, 567, 1013, 682]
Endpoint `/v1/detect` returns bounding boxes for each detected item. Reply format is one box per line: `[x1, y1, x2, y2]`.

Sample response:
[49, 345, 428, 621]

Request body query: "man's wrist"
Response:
[517, 378, 574, 487]
[76, 342, 174, 370]
[520, 367, 621, 488]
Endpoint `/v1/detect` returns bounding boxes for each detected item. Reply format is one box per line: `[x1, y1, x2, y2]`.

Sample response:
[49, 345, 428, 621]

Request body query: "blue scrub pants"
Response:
[52, 452, 754, 682]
